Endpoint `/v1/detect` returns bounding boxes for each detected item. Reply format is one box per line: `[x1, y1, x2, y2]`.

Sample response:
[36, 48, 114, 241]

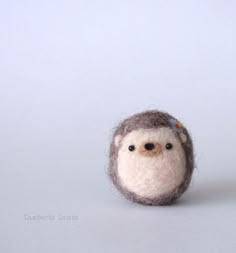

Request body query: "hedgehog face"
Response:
[115, 127, 187, 199]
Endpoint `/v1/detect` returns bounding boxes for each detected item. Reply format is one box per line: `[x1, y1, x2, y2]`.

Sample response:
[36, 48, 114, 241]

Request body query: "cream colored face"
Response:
[115, 128, 187, 199]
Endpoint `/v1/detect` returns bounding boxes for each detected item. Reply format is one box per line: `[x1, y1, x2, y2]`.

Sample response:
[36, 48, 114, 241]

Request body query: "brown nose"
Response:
[139, 142, 162, 157]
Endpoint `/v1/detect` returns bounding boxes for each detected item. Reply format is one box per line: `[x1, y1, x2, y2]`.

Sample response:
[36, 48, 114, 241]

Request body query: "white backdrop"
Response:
[1, 1, 236, 252]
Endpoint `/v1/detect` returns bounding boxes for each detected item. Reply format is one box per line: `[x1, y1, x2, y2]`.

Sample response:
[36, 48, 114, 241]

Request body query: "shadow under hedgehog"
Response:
[109, 110, 195, 205]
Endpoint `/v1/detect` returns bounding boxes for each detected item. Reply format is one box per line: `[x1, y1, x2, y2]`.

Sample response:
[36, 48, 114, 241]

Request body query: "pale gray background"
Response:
[1, 0, 236, 252]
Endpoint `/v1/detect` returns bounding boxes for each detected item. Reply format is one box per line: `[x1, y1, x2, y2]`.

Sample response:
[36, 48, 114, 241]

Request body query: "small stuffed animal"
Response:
[109, 110, 194, 205]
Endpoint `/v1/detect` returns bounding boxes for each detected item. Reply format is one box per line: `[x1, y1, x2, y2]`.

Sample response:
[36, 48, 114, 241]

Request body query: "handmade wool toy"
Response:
[109, 110, 194, 205]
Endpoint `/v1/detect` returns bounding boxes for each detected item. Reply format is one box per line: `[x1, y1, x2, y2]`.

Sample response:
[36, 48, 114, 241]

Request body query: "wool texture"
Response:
[109, 110, 195, 205]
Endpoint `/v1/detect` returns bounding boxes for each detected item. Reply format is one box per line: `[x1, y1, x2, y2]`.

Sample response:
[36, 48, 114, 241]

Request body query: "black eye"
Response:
[128, 145, 135, 152]
[166, 143, 173, 150]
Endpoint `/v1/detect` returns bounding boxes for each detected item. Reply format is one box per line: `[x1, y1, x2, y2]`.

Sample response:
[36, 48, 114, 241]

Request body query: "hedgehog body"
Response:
[109, 110, 194, 205]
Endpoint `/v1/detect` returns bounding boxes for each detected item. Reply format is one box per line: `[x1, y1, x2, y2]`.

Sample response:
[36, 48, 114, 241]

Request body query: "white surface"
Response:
[0, 0, 236, 252]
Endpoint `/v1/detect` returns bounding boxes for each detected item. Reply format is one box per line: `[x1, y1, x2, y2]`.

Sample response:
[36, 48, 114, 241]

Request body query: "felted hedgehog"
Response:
[109, 110, 194, 205]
